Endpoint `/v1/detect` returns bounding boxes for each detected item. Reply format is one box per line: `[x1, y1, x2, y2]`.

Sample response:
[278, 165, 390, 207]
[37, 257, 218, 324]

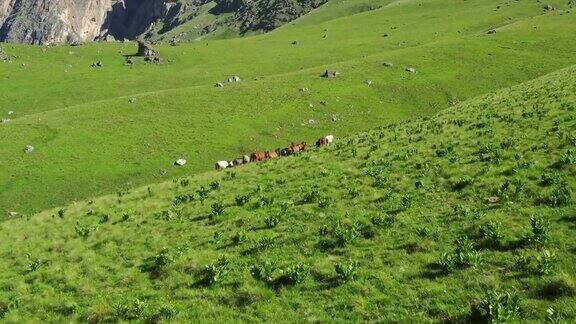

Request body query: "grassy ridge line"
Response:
[0, 65, 573, 322]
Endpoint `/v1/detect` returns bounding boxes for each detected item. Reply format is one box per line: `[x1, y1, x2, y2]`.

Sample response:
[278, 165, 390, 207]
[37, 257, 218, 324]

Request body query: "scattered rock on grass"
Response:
[486, 196, 501, 204]
[487, 29, 497, 34]
[323, 70, 339, 78]
[24, 145, 34, 154]
[174, 158, 187, 166]
[228, 75, 241, 83]
[383, 62, 394, 67]
[215, 82, 224, 88]
[92, 61, 103, 68]
[405, 67, 416, 73]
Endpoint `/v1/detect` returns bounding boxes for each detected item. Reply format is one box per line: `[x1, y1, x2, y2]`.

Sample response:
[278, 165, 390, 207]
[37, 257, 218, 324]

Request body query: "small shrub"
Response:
[210, 202, 225, 220]
[454, 237, 481, 268]
[535, 250, 556, 276]
[333, 221, 360, 247]
[317, 196, 332, 208]
[209, 180, 220, 191]
[347, 187, 360, 199]
[302, 187, 321, 204]
[179, 178, 190, 187]
[196, 186, 209, 205]
[25, 254, 45, 273]
[514, 252, 532, 273]
[470, 291, 520, 323]
[235, 194, 250, 206]
[173, 194, 194, 205]
[99, 213, 110, 223]
[415, 225, 432, 238]
[334, 260, 359, 282]
[264, 215, 280, 228]
[246, 237, 275, 254]
[232, 231, 247, 245]
[75, 222, 93, 238]
[371, 214, 395, 228]
[544, 181, 572, 207]
[140, 248, 175, 276]
[255, 196, 275, 208]
[480, 220, 504, 248]
[113, 298, 146, 320]
[438, 252, 455, 273]
[524, 216, 550, 247]
[202, 257, 230, 286]
[250, 261, 276, 283]
[276, 263, 309, 286]
[121, 212, 131, 222]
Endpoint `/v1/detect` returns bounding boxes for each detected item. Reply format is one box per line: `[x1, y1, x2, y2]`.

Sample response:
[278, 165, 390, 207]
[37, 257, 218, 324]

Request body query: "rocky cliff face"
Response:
[0, 0, 112, 44]
[0, 0, 325, 44]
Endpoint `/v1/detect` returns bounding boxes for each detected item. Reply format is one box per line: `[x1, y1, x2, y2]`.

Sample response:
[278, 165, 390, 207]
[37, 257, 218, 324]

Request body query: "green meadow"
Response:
[1, 0, 575, 214]
[0, 63, 573, 322]
[0, 0, 575, 321]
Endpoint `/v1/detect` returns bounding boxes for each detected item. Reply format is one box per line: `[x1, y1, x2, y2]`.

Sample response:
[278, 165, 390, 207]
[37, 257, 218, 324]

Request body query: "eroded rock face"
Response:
[0, 0, 181, 44]
[0, 0, 113, 44]
[0, 0, 327, 44]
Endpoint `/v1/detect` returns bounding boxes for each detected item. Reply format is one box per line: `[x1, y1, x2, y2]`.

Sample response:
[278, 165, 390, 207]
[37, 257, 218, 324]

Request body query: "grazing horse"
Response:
[266, 150, 279, 159]
[316, 135, 334, 147]
[316, 137, 329, 147]
[215, 161, 229, 170]
[291, 142, 306, 153]
[280, 147, 293, 156]
[251, 151, 267, 162]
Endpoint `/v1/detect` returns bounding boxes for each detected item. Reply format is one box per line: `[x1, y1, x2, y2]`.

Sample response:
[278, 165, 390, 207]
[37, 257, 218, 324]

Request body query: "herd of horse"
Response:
[215, 134, 334, 170]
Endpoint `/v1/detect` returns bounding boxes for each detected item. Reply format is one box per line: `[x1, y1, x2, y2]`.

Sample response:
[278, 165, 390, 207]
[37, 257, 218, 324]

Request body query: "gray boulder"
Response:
[405, 67, 416, 73]
[323, 70, 339, 78]
[24, 145, 34, 154]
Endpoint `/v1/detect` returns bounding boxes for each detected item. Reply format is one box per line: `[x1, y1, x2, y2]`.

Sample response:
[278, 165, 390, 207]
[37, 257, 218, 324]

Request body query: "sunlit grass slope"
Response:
[0, 0, 574, 214]
[0, 65, 574, 322]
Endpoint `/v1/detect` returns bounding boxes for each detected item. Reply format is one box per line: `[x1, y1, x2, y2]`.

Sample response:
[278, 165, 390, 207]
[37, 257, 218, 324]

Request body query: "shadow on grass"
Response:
[419, 263, 451, 280]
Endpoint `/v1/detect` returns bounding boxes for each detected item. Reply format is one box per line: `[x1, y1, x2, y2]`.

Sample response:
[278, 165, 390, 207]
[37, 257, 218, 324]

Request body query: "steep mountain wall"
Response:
[0, 0, 113, 44]
[0, 0, 325, 44]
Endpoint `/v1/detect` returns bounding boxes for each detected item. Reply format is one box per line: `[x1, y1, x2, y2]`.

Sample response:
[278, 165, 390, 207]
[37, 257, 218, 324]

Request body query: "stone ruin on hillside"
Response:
[137, 41, 160, 63]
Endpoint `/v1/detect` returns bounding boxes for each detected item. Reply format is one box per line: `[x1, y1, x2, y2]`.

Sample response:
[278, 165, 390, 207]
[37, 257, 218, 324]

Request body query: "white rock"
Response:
[174, 158, 187, 166]
[24, 145, 34, 154]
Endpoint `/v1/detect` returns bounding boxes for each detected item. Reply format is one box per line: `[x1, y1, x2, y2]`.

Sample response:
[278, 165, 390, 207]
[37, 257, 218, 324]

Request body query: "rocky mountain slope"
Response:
[0, 0, 326, 44]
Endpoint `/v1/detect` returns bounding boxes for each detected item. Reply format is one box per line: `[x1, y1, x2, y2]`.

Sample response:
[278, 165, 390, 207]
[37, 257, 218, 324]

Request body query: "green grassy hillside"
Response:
[1, 0, 575, 214]
[0, 64, 574, 322]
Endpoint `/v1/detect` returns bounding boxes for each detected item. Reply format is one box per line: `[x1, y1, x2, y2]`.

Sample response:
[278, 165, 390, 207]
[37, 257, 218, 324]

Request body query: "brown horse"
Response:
[251, 151, 267, 162]
[266, 149, 280, 159]
[291, 142, 307, 153]
[316, 137, 329, 147]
